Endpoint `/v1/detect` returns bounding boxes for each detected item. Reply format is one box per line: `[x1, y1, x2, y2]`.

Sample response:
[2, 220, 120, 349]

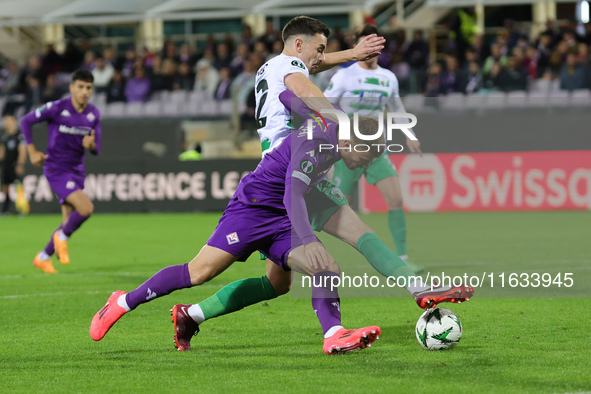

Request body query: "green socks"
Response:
[388, 209, 407, 257]
[199, 275, 278, 320]
[356, 232, 414, 282]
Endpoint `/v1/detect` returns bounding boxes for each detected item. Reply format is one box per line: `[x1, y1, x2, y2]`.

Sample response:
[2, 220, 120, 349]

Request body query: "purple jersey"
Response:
[233, 90, 340, 246]
[21, 97, 101, 174]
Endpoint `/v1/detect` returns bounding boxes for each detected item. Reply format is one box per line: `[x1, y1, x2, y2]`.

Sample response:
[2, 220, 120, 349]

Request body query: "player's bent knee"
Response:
[272, 281, 291, 296]
[386, 197, 403, 210]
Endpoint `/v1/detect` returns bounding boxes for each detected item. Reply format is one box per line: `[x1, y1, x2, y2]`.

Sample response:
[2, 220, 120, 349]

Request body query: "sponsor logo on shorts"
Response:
[226, 232, 240, 245]
[66, 181, 75, 190]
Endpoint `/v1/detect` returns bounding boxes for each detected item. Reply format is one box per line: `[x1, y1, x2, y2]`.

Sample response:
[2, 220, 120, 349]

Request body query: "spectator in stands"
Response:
[483, 62, 502, 91]
[125, 66, 150, 103]
[173, 62, 194, 91]
[163, 41, 179, 64]
[241, 25, 254, 49]
[483, 43, 507, 74]
[41, 44, 61, 75]
[252, 41, 269, 61]
[61, 42, 82, 72]
[179, 44, 197, 68]
[0, 62, 22, 96]
[536, 33, 553, 72]
[441, 54, 466, 94]
[229, 43, 249, 76]
[464, 61, 483, 94]
[194, 59, 219, 98]
[121, 46, 137, 79]
[577, 43, 589, 65]
[106, 69, 126, 103]
[266, 40, 283, 61]
[405, 30, 429, 70]
[41, 73, 65, 102]
[214, 67, 233, 101]
[160, 59, 178, 91]
[560, 52, 587, 91]
[405, 30, 429, 93]
[523, 45, 539, 80]
[497, 56, 528, 92]
[214, 43, 233, 70]
[260, 20, 280, 52]
[81, 51, 96, 71]
[92, 56, 115, 93]
[424, 62, 443, 97]
[103, 46, 117, 68]
[471, 34, 487, 65]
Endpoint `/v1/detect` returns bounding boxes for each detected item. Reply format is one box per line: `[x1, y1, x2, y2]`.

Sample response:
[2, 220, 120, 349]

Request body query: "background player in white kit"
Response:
[324, 24, 424, 274]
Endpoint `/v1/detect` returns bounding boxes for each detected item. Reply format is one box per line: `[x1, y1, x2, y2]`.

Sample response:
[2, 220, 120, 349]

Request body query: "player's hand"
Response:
[82, 130, 96, 150]
[29, 150, 47, 167]
[406, 137, 422, 157]
[304, 241, 333, 270]
[353, 33, 386, 61]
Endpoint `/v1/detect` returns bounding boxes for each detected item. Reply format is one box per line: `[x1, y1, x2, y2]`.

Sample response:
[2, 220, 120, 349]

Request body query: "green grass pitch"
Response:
[1, 211, 589, 393]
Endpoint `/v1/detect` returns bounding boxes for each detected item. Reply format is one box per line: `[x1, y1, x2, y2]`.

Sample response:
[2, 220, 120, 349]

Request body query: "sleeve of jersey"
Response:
[283, 131, 334, 245]
[91, 113, 101, 155]
[20, 101, 59, 145]
[281, 57, 309, 81]
[279, 89, 345, 120]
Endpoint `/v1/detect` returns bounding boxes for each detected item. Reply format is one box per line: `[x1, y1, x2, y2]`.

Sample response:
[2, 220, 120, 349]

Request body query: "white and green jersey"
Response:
[255, 53, 309, 155]
[323, 62, 399, 116]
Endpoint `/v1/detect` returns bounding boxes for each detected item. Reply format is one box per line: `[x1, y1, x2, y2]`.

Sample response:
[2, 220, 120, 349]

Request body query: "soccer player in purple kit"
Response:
[91, 112, 387, 355]
[21, 70, 101, 274]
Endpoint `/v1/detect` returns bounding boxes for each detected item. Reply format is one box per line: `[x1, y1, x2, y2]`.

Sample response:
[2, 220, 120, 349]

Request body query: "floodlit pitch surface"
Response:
[1, 211, 589, 392]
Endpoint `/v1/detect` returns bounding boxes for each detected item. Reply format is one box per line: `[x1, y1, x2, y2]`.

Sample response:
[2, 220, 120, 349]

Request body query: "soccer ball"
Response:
[415, 307, 462, 350]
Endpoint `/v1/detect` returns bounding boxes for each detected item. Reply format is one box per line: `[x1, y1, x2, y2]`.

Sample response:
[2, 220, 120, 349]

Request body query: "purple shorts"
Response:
[207, 199, 301, 270]
[44, 167, 85, 205]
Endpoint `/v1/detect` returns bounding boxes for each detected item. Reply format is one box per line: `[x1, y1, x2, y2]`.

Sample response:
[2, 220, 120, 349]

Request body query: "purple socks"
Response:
[311, 271, 342, 335]
[62, 211, 89, 237]
[125, 264, 192, 310]
[42, 225, 62, 256]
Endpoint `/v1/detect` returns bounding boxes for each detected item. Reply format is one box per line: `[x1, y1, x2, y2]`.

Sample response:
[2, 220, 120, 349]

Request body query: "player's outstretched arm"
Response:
[20, 103, 57, 166]
[284, 73, 341, 123]
[312, 34, 385, 74]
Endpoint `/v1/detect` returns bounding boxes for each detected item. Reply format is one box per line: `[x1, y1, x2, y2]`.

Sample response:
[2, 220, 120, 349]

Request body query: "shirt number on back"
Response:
[256, 79, 268, 128]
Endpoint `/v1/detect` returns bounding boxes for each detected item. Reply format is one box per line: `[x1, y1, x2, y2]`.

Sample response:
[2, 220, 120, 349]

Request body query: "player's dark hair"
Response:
[71, 69, 94, 84]
[351, 116, 386, 158]
[282, 16, 330, 43]
[355, 24, 380, 42]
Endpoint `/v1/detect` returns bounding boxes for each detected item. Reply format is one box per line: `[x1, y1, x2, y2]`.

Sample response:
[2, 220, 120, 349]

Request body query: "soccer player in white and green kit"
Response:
[324, 24, 424, 273]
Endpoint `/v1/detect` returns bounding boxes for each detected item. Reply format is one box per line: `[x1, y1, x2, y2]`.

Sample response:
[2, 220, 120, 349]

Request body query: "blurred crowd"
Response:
[1, 16, 591, 118]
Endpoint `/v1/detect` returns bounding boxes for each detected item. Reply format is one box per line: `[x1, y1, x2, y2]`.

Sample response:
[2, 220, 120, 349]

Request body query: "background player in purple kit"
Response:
[20, 70, 101, 274]
[90, 114, 386, 355]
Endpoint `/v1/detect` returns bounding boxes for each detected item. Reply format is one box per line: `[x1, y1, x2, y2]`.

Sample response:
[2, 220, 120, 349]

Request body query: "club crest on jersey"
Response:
[300, 160, 314, 174]
[226, 232, 240, 245]
[87, 112, 95, 122]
